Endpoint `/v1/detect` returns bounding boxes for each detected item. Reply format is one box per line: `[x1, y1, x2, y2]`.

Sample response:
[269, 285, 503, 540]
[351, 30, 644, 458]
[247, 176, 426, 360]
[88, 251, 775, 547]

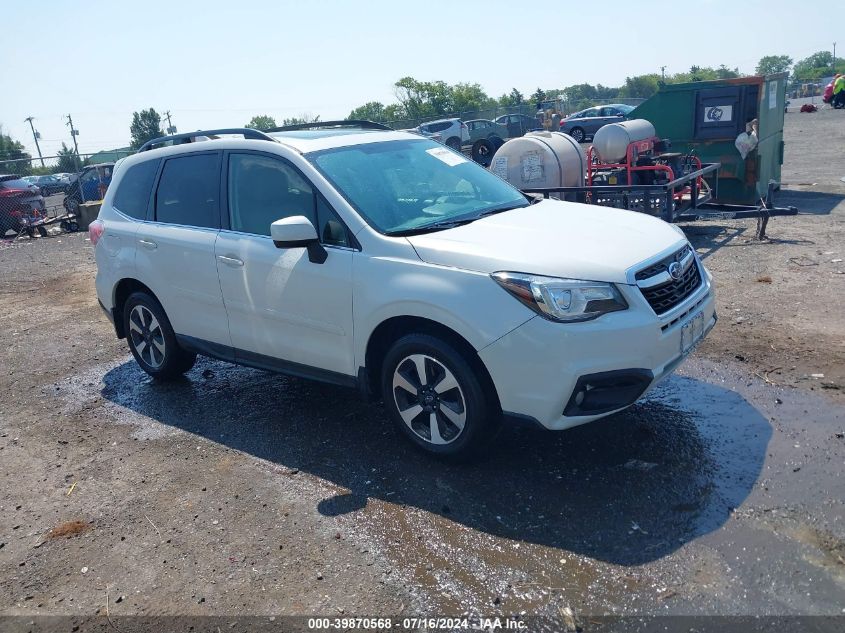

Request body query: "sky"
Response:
[3, 0, 842, 159]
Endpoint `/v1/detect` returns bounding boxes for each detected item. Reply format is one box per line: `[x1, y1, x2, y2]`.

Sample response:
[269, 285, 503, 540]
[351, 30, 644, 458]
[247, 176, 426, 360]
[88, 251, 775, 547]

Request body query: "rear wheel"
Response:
[381, 334, 500, 459]
[445, 137, 461, 151]
[124, 292, 196, 380]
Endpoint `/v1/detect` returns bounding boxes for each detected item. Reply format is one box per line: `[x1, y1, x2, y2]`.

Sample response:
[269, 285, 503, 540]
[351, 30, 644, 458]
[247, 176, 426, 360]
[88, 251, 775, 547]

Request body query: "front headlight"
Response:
[491, 272, 628, 322]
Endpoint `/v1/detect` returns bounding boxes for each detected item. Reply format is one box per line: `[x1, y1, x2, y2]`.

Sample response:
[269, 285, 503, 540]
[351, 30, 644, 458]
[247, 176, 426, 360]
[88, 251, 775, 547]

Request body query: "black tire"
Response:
[471, 138, 496, 167]
[445, 137, 461, 151]
[123, 291, 196, 380]
[381, 334, 500, 459]
[569, 127, 585, 143]
[488, 135, 505, 150]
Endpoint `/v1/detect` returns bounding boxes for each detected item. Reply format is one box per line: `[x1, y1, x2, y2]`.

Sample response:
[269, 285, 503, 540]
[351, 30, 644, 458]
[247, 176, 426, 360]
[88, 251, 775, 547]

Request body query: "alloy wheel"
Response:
[392, 354, 467, 445]
[129, 304, 166, 368]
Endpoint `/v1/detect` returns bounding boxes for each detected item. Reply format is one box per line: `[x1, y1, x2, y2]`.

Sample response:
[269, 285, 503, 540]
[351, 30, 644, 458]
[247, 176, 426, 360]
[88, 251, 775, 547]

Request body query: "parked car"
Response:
[464, 119, 509, 145]
[31, 174, 69, 196]
[0, 175, 47, 237]
[64, 163, 115, 214]
[559, 104, 636, 142]
[401, 128, 442, 143]
[414, 118, 469, 150]
[92, 126, 715, 458]
[494, 113, 541, 137]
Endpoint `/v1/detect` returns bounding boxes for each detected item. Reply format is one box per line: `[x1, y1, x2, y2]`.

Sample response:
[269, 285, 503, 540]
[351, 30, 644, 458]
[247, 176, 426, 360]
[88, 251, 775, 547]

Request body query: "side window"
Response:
[316, 195, 349, 248]
[155, 153, 220, 229]
[112, 159, 158, 219]
[80, 169, 98, 184]
[228, 154, 316, 236]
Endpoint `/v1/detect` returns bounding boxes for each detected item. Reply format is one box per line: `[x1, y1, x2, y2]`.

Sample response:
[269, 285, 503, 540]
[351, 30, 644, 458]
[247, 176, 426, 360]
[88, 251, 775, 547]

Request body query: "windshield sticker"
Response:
[521, 151, 544, 182]
[491, 156, 508, 179]
[426, 147, 468, 166]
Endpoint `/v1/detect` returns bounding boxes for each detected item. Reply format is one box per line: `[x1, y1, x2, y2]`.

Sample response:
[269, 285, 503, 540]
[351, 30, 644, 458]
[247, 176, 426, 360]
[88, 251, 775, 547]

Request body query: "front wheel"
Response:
[569, 127, 585, 143]
[381, 334, 500, 459]
[124, 292, 196, 380]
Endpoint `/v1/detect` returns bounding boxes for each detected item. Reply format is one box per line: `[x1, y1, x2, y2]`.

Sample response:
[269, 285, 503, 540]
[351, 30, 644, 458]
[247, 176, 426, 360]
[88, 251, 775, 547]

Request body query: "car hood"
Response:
[406, 199, 685, 284]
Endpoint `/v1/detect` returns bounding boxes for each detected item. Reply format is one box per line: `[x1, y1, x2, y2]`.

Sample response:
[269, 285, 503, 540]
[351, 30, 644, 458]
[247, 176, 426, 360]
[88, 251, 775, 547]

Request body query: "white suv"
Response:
[414, 118, 470, 151]
[91, 124, 715, 458]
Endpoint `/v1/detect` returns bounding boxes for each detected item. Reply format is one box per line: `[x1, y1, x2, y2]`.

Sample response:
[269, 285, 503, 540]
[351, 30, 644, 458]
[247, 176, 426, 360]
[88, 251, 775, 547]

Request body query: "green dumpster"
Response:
[630, 73, 786, 205]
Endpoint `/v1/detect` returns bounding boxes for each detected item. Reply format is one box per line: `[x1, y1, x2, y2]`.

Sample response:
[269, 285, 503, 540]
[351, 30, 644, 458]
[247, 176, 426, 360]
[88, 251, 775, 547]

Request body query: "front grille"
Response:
[639, 260, 702, 314]
[635, 245, 692, 281]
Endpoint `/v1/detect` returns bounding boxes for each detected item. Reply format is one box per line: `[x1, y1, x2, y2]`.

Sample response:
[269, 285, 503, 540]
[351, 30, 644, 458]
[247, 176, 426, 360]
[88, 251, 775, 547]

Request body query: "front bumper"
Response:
[479, 270, 716, 431]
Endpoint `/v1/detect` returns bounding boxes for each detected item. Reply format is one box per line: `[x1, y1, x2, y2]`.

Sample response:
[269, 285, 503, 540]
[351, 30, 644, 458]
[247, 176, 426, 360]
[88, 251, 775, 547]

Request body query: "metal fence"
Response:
[0, 150, 135, 176]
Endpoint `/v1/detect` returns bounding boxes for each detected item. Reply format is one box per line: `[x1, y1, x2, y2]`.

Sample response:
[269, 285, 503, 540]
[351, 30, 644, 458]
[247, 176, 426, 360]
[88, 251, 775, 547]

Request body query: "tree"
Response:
[792, 51, 841, 79]
[499, 88, 524, 107]
[619, 74, 661, 99]
[245, 115, 277, 131]
[756, 54, 793, 77]
[281, 114, 320, 126]
[348, 102, 387, 122]
[530, 87, 546, 107]
[129, 108, 164, 150]
[716, 65, 741, 79]
[394, 77, 453, 120]
[56, 142, 80, 173]
[451, 82, 494, 114]
[0, 126, 32, 174]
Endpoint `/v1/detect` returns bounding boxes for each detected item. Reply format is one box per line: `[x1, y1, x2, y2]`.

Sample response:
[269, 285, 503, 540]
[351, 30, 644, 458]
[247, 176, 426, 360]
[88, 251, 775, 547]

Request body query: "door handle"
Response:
[217, 255, 244, 267]
[138, 238, 157, 250]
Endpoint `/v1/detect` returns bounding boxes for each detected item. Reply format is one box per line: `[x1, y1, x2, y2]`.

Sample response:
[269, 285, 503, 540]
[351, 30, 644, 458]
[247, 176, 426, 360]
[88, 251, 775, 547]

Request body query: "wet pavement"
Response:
[60, 351, 844, 618]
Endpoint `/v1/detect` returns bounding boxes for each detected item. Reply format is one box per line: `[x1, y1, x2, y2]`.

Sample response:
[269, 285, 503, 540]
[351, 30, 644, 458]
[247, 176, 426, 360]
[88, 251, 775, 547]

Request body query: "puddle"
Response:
[51, 352, 845, 614]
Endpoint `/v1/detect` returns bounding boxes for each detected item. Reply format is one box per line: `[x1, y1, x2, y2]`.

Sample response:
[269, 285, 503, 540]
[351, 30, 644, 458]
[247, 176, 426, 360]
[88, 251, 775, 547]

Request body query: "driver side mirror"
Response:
[270, 216, 327, 264]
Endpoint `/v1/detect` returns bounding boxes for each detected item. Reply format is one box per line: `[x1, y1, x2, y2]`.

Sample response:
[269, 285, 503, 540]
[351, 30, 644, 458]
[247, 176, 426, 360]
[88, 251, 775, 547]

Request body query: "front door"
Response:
[215, 151, 355, 378]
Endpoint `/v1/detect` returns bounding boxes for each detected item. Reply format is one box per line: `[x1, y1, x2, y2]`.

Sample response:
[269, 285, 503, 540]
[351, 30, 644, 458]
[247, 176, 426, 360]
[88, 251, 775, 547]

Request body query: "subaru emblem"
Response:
[668, 261, 683, 281]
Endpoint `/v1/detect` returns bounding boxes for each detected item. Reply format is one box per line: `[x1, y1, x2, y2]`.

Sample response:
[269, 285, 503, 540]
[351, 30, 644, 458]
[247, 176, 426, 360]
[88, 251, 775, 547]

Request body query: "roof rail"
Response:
[267, 120, 393, 132]
[137, 128, 276, 152]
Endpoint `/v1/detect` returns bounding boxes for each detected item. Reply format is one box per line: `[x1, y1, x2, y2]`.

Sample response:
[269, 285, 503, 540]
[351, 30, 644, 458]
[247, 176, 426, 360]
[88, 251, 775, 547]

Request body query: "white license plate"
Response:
[680, 311, 705, 355]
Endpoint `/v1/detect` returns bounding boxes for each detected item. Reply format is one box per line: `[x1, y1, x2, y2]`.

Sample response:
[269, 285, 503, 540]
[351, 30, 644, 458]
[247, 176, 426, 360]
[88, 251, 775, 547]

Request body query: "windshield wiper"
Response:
[385, 217, 478, 237]
[385, 201, 530, 237]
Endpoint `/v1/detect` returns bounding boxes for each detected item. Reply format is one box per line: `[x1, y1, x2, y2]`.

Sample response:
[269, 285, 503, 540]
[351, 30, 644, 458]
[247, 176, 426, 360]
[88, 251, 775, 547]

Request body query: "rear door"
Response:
[134, 151, 232, 351]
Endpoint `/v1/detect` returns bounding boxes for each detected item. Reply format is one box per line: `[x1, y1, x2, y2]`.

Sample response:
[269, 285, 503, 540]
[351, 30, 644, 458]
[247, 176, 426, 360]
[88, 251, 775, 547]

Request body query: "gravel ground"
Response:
[0, 111, 843, 631]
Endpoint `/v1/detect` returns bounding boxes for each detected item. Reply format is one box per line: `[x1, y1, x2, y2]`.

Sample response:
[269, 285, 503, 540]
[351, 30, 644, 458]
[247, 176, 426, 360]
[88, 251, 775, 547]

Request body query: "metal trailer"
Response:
[522, 162, 797, 239]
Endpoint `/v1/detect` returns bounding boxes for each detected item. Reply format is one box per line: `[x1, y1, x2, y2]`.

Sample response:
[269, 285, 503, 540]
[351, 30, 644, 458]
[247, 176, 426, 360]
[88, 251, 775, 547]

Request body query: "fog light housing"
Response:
[563, 369, 654, 417]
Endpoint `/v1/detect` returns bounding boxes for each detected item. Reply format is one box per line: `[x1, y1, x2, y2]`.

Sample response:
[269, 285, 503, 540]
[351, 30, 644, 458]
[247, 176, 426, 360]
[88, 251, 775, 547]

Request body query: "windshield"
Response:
[308, 138, 528, 235]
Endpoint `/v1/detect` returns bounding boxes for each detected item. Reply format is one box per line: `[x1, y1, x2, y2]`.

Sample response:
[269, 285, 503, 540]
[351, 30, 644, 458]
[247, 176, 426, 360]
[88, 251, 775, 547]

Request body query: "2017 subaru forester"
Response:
[91, 123, 715, 458]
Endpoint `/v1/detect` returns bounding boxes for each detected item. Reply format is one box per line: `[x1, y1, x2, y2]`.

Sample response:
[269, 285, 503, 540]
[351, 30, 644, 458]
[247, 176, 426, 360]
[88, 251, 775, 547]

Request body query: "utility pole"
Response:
[65, 114, 81, 171]
[164, 110, 177, 135]
[834, 42, 838, 73]
[660, 66, 666, 82]
[24, 117, 45, 168]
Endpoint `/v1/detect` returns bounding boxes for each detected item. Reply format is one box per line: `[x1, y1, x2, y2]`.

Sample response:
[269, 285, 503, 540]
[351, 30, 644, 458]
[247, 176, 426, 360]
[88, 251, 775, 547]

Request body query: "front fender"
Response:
[352, 254, 534, 369]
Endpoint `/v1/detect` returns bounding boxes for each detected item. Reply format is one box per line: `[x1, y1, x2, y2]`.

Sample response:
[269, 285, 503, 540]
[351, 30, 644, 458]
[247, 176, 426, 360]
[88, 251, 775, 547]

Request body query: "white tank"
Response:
[592, 119, 656, 163]
[489, 131, 586, 191]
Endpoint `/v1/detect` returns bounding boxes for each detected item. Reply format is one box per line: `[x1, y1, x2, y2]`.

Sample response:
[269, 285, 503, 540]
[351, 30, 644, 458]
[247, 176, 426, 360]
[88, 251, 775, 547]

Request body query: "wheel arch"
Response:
[362, 315, 500, 412]
[112, 278, 159, 339]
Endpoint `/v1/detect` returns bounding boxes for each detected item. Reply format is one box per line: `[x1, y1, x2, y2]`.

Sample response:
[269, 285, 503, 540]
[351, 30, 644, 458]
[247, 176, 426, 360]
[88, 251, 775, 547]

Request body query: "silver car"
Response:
[414, 118, 470, 150]
[559, 104, 635, 143]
